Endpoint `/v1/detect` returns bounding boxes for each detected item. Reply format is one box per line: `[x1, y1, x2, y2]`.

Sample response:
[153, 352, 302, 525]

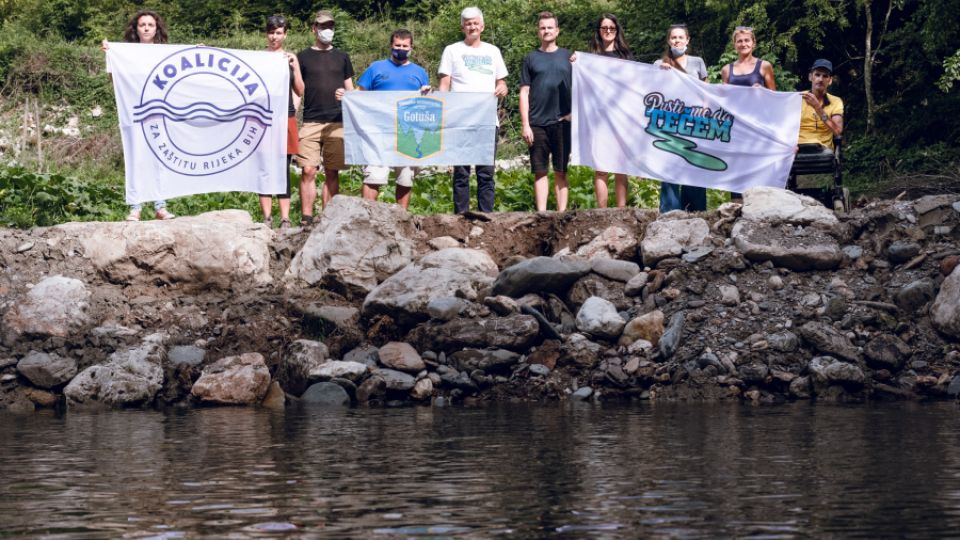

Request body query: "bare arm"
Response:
[438, 74, 451, 92]
[494, 78, 508, 98]
[519, 85, 533, 146]
[335, 77, 354, 100]
[761, 60, 776, 90]
[720, 64, 729, 84]
[288, 53, 304, 97]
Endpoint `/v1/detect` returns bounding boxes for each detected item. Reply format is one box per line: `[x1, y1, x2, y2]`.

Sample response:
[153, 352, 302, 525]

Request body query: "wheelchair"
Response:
[786, 135, 849, 212]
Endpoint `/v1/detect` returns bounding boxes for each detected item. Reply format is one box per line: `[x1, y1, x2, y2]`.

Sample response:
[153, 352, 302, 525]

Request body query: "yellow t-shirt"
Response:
[798, 93, 843, 149]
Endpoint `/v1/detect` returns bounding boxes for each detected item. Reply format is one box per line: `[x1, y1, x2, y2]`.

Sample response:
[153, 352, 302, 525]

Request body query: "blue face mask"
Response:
[670, 46, 687, 57]
[392, 48, 410, 62]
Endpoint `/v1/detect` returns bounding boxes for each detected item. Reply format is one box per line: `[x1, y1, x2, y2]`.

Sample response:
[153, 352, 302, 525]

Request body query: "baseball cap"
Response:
[810, 59, 833, 74]
[314, 10, 334, 24]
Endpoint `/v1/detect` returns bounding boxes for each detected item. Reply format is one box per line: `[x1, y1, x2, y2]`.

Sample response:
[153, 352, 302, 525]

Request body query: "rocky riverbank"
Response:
[1, 187, 959, 412]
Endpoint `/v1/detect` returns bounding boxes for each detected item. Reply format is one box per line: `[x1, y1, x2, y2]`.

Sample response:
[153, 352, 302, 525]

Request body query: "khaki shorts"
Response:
[297, 122, 345, 171]
[363, 166, 419, 187]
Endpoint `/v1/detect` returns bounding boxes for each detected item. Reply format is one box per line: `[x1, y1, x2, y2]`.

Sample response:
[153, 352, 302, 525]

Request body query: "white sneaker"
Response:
[155, 208, 176, 220]
[126, 209, 141, 221]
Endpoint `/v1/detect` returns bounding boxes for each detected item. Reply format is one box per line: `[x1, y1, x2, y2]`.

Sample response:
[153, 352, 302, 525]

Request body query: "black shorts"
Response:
[529, 121, 571, 174]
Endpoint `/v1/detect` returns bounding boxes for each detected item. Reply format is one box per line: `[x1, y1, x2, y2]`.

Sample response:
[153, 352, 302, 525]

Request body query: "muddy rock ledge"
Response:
[1, 190, 959, 412]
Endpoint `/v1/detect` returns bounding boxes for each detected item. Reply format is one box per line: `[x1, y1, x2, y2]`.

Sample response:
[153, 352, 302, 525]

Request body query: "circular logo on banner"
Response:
[134, 46, 273, 176]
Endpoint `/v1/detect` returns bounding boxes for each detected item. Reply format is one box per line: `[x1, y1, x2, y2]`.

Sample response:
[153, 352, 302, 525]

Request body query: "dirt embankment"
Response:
[0, 191, 959, 412]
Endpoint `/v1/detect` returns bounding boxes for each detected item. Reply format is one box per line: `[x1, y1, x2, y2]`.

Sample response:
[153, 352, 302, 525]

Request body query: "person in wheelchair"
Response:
[790, 58, 848, 209]
[797, 58, 843, 157]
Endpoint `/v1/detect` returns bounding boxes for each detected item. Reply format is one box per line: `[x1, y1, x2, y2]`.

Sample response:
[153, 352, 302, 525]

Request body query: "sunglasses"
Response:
[735, 25, 754, 32]
[599, 26, 617, 32]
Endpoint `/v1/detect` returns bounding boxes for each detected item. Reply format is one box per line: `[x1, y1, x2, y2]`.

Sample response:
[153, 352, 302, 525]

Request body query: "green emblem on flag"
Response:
[396, 97, 443, 160]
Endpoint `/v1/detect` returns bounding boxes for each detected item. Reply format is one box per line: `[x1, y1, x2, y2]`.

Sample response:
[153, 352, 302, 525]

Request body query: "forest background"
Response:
[0, 0, 957, 226]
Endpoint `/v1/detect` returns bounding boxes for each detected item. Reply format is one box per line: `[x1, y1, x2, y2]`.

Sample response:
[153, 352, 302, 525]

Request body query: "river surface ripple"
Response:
[2, 402, 960, 538]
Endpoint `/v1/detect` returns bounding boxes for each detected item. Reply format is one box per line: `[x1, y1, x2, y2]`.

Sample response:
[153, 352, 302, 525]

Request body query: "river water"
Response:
[2, 402, 960, 538]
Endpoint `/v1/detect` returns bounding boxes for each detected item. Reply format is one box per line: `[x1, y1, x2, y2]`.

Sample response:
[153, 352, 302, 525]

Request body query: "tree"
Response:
[858, 0, 904, 134]
[937, 49, 960, 92]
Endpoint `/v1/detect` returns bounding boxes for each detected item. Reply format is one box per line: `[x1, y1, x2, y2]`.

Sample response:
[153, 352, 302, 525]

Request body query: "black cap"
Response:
[810, 59, 833, 74]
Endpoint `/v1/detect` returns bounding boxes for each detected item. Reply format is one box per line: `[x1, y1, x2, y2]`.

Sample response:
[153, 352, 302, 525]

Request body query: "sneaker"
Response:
[155, 208, 176, 220]
[262, 215, 273, 228]
[126, 209, 141, 222]
[279, 218, 291, 230]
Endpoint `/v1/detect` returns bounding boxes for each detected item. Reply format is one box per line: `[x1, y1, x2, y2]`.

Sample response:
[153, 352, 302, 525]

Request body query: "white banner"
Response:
[572, 52, 801, 192]
[107, 43, 289, 204]
[343, 91, 497, 166]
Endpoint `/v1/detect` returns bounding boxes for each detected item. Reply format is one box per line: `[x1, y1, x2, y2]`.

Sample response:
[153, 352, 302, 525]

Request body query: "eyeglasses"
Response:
[599, 26, 617, 32]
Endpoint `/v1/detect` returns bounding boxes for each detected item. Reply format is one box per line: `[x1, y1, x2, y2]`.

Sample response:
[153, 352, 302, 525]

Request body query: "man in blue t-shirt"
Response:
[356, 29, 431, 210]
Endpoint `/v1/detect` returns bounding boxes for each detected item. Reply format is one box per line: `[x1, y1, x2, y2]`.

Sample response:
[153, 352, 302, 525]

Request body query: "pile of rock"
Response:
[1, 189, 959, 412]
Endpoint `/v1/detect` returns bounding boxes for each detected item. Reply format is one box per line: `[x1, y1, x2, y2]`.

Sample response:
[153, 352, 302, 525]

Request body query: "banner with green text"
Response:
[572, 53, 801, 192]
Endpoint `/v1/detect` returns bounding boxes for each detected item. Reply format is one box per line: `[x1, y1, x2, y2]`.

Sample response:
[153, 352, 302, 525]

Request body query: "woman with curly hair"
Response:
[103, 10, 176, 221]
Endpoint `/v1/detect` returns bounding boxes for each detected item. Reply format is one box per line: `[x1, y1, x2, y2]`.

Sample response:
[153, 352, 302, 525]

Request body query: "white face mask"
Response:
[317, 28, 334, 43]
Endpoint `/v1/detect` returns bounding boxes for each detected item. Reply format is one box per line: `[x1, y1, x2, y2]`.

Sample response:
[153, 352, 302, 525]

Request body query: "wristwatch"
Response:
[820, 112, 829, 122]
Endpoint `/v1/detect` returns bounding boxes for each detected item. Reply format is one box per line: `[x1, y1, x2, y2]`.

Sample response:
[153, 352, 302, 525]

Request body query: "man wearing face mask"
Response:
[355, 29, 431, 210]
[296, 10, 355, 226]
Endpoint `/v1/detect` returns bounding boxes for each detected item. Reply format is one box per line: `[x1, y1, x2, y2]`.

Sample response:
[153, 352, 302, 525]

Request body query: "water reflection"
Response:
[1, 402, 959, 538]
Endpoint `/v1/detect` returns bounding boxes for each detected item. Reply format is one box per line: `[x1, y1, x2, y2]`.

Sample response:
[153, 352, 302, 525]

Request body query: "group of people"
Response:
[107, 7, 844, 226]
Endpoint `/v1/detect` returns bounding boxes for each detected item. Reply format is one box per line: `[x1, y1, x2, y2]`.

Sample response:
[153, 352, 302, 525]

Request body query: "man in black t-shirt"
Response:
[296, 10, 354, 224]
[519, 12, 572, 212]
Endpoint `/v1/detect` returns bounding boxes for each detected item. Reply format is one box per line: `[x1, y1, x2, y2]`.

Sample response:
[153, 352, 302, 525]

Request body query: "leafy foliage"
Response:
[0, 0, 957, 228]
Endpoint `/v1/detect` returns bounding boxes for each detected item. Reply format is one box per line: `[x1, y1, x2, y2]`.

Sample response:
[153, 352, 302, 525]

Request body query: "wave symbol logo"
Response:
[136, 46, 273, 176]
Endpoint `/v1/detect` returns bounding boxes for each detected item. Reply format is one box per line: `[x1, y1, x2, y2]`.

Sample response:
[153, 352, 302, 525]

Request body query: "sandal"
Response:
[262, 215, 273, 228]
[279, 218, 291, 230]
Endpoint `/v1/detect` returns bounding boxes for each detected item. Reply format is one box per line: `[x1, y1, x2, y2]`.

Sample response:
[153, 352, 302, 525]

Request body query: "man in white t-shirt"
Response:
[438, 6, 508, 214]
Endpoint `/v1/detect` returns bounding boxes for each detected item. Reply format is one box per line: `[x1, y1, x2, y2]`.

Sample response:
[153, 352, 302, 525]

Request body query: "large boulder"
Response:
[309, 360, 369, 382]
[55, 210, 271, 288]
[2, 276, 91, 343]
[641, 218, 710, 266]
[591, 258, 640, 283]
[863, 335, 911, 371]
[362, 248, 498, 326]
[491, 257, 591, 298]
[274, 339, 329, 396]
[575, 226, 638, 260]
[301, 382, 351, 406]
[620, 310, 665, 347]
[17, 351, 77, 389]
[575, 296, 625, 340]
[408, 314, 540, 353]
[798, 322, 859, 362]
[190, 353, 271, 405]
[808, 356, 865, 387]
[741, 187, 839, 225]
[285, 196, 416, 297]
[64, 334, 165, 408]
[932, 267, 960, 338]
[377, 342, 426, 373]
[449, 349, 521, 374]
[732, 221, 842, 271]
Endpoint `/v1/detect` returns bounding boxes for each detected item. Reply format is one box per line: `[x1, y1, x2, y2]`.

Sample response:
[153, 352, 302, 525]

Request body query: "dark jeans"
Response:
[453, 165, 495, 213]
[659, 182, 706, 213]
